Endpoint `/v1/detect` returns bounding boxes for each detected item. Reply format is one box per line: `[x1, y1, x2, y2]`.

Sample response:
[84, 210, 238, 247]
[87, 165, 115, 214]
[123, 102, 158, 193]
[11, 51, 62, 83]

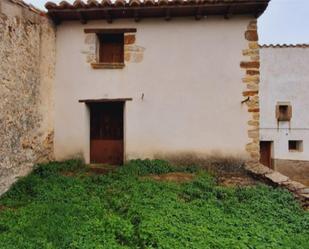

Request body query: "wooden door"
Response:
[90, 102, 124, 165]
[260, 141, 272, 169]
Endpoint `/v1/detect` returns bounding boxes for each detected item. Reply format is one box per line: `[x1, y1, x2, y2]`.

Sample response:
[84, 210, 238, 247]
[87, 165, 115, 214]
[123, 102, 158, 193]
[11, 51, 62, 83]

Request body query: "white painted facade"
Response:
[260, 46, 309, 161]
[54, 17, 253, 163]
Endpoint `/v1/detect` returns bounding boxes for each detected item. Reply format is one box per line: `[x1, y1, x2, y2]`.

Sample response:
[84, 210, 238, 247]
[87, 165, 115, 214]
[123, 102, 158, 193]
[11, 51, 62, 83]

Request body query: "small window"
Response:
[85, 28, 136, 69]
[288, 140, 303, 152]
[98, 33, 124, 64]
[276, 103, 292, 121]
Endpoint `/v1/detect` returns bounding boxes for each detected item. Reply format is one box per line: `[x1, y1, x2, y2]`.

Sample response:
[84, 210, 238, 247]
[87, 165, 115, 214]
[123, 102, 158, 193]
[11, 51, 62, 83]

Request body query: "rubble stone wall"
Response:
[0, 0, 55, 195]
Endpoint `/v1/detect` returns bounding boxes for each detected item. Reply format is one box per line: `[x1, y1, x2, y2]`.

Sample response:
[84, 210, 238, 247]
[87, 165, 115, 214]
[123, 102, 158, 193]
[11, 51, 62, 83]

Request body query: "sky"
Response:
[25, 0, 309, 45]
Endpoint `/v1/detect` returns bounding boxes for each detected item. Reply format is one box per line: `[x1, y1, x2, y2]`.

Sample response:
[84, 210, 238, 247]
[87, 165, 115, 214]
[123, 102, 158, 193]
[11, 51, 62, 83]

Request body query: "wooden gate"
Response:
[260, 141, 272, 169]
[90, 102, 124, 165]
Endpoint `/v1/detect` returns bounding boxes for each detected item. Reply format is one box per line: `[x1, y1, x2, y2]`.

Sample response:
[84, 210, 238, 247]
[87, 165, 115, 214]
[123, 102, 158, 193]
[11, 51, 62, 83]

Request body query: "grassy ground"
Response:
[0, 159, 308, 249]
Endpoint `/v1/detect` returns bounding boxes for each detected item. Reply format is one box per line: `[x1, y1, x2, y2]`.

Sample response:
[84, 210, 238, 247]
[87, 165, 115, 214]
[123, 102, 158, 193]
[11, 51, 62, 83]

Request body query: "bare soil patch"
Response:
[61, 171, 78, 177]
[88, 164, 118, 175]
[0, 205, 7, 211]
[162, 154, 258, 186]
[61, 165, 118, 176]
[142, 172, 195, 183]
[0, 205, 16, 212]
[87, 167, 111, 175]
[142, 171, 260, 187]
[216, 173, 258, 187]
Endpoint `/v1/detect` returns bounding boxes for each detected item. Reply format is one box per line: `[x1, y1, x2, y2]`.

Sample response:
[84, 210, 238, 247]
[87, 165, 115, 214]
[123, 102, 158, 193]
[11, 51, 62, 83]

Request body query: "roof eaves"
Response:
[45, 0, 270, 25]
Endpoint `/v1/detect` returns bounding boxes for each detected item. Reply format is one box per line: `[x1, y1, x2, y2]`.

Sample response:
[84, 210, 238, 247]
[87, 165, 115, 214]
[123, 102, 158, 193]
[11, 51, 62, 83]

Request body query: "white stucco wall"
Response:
[54, 17, 252, 163]
[260, 47, 309, 161]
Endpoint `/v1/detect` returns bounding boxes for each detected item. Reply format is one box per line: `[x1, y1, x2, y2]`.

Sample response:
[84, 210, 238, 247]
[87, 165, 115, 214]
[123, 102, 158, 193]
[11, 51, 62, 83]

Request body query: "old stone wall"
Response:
[240, 20, 261, 167]
[0, 0, 55, 195]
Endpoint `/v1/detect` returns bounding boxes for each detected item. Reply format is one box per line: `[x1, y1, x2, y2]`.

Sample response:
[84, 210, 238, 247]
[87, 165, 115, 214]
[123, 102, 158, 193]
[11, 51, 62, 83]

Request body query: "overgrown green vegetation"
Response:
[0, 159, 308, 249]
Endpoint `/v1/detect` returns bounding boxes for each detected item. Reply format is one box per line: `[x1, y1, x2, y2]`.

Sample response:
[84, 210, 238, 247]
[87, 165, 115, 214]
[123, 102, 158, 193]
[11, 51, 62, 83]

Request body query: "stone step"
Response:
[245, 163, 309, 209]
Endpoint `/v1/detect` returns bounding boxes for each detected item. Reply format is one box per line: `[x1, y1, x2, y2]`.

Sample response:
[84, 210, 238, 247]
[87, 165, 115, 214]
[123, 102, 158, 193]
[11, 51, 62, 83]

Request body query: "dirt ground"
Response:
[216, 173, 258, 187]
[277, 167, 309, 186]
[142, 172, 195, 183]
[61, 164, 118, 177]
[274, 159, 309, 186]
[62, 161, 260, 187]
[143, 171, 258, 187]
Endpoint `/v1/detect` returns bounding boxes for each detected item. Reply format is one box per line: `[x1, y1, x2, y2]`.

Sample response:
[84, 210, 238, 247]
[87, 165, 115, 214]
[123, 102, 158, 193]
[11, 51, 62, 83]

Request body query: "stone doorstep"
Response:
[245, 163, 309, 208]
[245, 163, 272, 175]
[265, 171, 289, 184]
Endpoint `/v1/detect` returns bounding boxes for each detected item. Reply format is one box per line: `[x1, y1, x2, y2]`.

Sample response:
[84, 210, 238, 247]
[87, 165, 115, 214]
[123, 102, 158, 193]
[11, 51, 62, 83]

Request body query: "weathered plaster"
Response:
[54, 17, 252, 163]
[0, 0, 56, 195]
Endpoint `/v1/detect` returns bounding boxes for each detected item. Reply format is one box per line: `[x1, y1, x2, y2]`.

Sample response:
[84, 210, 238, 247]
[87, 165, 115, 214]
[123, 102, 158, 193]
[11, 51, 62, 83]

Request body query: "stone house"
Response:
[259, 44, 309, 185]
[48, 0, 269, 165]
[0, 0, 270, 194]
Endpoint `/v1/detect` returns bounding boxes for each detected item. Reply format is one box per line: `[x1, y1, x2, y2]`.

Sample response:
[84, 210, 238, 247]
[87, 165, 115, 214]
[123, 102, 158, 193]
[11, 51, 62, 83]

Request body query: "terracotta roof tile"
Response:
[45, 0, 269, 9]
[45, 0, 270, 24]
[260, 44, 309, 48]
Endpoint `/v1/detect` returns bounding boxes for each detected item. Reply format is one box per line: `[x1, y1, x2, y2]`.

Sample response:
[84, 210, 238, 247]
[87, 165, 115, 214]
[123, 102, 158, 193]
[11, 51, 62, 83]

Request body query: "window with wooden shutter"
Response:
[276, 104, 292, 121]
[98, 33, 124, 64]
[84, 28, 136, 69]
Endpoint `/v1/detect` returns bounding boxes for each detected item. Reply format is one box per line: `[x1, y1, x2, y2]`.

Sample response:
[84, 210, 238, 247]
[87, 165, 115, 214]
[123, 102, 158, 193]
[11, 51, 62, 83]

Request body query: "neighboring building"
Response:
[260, 44, 309, 185]
[46, 0, 268, 165]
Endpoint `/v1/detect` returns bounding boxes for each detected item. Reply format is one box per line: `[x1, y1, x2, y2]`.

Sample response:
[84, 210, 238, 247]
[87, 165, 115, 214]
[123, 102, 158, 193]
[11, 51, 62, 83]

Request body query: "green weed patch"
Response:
[0, 159, 308, 249]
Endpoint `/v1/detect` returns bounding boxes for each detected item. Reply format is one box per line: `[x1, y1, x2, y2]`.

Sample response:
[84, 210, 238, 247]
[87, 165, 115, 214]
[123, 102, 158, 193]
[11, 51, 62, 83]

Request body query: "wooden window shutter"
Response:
[287, 105, 292, 120]
[99, 33, 124, 64]
[276, 104, 292, 121]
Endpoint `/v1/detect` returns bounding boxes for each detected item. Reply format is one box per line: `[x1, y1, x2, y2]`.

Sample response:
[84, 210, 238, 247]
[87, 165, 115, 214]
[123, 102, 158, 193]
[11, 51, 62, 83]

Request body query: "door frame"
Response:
[89, 102, 124, 165]
[79, 98, 132, 164]
[260, 140, 273, 169]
